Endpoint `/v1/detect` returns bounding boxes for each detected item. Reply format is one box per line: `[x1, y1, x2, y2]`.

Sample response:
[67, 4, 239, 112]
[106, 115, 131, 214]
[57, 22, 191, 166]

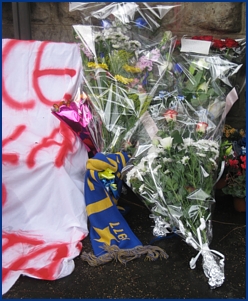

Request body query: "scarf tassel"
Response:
[81, 244, 169, 266]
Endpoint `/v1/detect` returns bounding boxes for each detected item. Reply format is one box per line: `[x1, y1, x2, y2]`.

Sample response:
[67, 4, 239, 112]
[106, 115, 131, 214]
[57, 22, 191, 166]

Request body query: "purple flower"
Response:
[81, 46, 94, 59]
[136, 56, 153, 71]
[142, 71, 149, 86]
[101, 19, 112, 29]
[150, 48, 161, 61]
[135, 17, 148, 29]
[174, 63, 183, 74]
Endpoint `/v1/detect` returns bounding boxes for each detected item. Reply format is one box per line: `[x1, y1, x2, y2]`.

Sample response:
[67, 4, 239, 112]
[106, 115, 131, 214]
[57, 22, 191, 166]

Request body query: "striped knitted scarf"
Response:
[81, 151, 168, 266]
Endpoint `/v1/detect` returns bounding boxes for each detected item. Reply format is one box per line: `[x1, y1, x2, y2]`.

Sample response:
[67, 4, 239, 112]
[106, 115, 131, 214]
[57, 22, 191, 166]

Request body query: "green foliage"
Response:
[76, 25, 174, 154]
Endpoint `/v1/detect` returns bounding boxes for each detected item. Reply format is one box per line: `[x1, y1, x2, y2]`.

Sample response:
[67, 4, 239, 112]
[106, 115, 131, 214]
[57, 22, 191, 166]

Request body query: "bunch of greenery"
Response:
[75, 23, 174, 154]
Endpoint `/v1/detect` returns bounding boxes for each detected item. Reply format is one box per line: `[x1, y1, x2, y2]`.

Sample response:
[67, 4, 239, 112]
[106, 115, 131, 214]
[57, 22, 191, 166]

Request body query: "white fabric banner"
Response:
[2, 39, 89, 295]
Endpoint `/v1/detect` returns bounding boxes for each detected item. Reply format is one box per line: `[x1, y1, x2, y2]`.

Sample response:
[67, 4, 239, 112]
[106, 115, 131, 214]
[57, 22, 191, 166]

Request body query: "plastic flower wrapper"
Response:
[69, 2, 182, 37]
[121, 88, 240, 289]
[72, 21, 177, 154]
[171, 51, 243, 123]
[188, 35, 246, 64]
[52, 87, 102, 157]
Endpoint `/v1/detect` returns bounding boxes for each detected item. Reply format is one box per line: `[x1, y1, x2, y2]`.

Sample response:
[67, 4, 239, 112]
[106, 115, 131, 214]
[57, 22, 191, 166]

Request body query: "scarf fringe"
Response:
[81, 244, 169, 266]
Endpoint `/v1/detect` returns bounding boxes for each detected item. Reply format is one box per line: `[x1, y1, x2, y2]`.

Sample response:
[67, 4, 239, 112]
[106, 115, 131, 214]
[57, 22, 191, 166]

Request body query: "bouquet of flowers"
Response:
[190, 35, 246, 63]
[123, 91, 226, 288]
[220, 125, 246, 199]
[175, 35, 246, 63]
[120, 31, 244, 286]
[222, 153, 246, 199]
[173, 36, 245, 115]
[51, 87, 102, 156]
[171, 52, 243, 123]
[69, 2, 182, 35]
[72, 19, 176, 154]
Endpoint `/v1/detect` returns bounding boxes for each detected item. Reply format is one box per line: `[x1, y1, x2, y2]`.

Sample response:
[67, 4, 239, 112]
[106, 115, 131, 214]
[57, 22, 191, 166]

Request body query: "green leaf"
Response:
[194, 70, 203, 85]
[171, 130, 184, 144]
[185, 81, 195, 92]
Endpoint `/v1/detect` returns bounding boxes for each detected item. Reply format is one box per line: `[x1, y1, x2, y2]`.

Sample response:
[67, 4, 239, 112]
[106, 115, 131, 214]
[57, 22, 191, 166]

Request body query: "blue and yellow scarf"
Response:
[81, 151, 168, 266]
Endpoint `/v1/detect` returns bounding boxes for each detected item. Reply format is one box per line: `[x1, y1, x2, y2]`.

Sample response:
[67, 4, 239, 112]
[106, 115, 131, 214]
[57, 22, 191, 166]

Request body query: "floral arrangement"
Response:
[191, 36, 240, 49]
[51, 89, 102, 156]
[61, 2, 246, 290]
[222, 153, 246, 198]
[220, 124, 246, 198]
[171, 52, 242, 120]
[123, 92, 225, 289]
[191, 35, 246, 63]
[175, 35, 246, 62]
[222, 124, 245, 141]
[73, 21, 175, 154]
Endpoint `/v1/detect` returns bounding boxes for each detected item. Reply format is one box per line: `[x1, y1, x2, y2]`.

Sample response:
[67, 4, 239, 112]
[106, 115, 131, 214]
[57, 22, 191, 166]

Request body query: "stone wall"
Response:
[2, 2, 246, 128]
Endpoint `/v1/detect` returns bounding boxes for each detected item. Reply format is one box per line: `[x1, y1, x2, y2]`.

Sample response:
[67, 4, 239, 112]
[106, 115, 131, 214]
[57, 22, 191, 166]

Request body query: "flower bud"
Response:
[196, 122, 208, 134]
[160, 137, 173, 149]
[164, 109, 178, 122]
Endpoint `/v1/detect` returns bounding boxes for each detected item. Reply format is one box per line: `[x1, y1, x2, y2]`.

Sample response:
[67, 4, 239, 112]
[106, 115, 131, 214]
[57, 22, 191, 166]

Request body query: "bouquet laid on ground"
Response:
[220, 125, 246, 199]
[61, 2, 245, 289]
[73, 21, 176, 154]
[121, 33, 245, 287]
[55, 2, 183, 267]
[123, 91, 227, 289]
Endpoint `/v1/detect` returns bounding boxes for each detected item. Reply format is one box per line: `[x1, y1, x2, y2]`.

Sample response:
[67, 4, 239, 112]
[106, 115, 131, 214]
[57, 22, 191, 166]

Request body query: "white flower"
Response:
[139, 184, 145, 193]
[182, 138, 194, 148]
[209, 158, 218, 169]
[128, 40, 141, 50]
[181, 156, 190, 165]
[153, 164, 162, 176]
[160, 137, 173, 149]
[147, 152, 159, 162]
[136, 157, 149, 172]
[126, 166, 141, 186]
[163, 157, 173, 163]
[196, 152, 207, 157]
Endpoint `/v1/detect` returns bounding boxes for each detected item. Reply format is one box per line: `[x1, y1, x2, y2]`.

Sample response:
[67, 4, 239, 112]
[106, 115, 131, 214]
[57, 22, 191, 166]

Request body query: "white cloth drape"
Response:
[2, 39, 89, 295]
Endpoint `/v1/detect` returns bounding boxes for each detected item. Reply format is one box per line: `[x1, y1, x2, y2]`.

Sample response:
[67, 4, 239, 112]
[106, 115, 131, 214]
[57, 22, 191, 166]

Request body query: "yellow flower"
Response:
[114, 75, 134, 85]
[225, 131, 230, 138]
[123, 64, 141, 73]
[87, 62, 108, 70]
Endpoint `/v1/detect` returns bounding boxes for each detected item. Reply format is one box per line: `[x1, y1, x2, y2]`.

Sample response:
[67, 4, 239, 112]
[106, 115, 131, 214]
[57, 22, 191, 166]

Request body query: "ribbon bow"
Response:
[186, 218, 225, 269]
[99, 168, 119, 199]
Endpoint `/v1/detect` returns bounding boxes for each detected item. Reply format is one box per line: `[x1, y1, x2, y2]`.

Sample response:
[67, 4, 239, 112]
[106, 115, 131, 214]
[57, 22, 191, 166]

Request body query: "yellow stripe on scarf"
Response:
[90, 170, 97, 181]
[86, 195, 113, 216]
[86, 158, 118, 172]
[116, 152, 129, 167]
[87, 178, 95, 191]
